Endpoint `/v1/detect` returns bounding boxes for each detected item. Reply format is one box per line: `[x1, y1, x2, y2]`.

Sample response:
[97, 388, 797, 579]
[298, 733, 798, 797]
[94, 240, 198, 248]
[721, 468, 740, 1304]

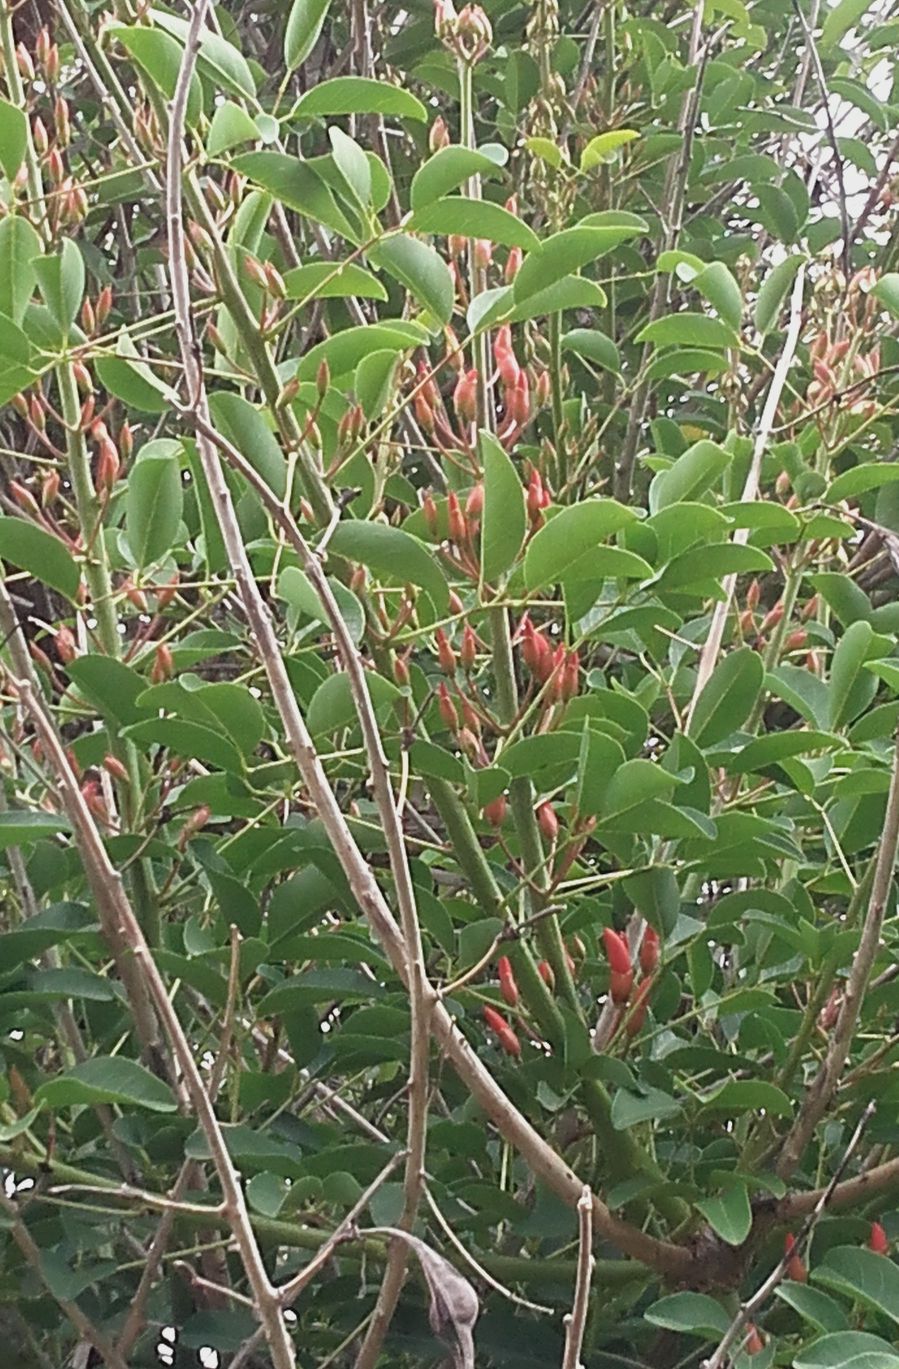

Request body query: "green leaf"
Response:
[232, 152, 360, 241]
[561, 327, 621, 372]
[67, 656, 151, 726]
[0, 217, 41, 325]
[369, 235, 454, 324]
[657, 543, 774, 591]
[727, 729, 840, 775]
[691, 261, 743, 331]
[307, 670, 402, 734]
[795, 1332, 899, 1369]
[480, 430, 525, 581]
[0, 97, 26, 180]
[96, 332, 176, 413]
[0, 517, 77, 600]
[35, 1056, 177, 1112]
[701, 1079, 792, 1116]
[278, 566, 364, 644]
[124, 718, 245, 773]
[688, 649, 764, 747]
[829, 620, 876, 730]
[636, 312, 738, 349]
[0, 810, 70, 849]
[524, 500, 637, 589]
[754, 253, 805, 334]
[327, 520, 449, 610]
[871, 274, 899, 319]
[611, 1085, 681, 1128]
[644, 1292, 730, 1336]
[110, 25, 203, 126]
[575, 726, 626, 817]
[32, 238, 85, 335]
[284, 0, 332, 69]
[695, 1182, 751, 1245]
[355, 349, 399, 419]
[826, 463, 899, 502]
[0, 309, 34, 401]
[821, 0, 876, 47]
[514, 221, 646, 303]
[774, 1282, 849, 1334]
[813, 1247, 899, 1327]
[410, 147, 504, 210]
[149, 11, 256, 99]
[329, 126, 371, 209]
[580, 128, 640, 170]
[125, 439, 183, 568]
[292, 77, 426, 122]
[409, 197, 539, 251]
[283, 261, 387, 302]
[296, 321, 428, 381]
[526, 136, 565, 168]
[207, 100, 260, 157]
[650, 439, 731, 512]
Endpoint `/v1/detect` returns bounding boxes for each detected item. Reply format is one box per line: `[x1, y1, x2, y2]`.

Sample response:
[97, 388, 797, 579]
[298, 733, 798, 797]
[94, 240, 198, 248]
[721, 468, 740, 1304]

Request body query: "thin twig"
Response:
[791, 0, 849, 278]
[685, 264, 807, 724]
[703, 1102, 875, 1369]
[562, 1188, 595, 1369]
[777, 731, 899, 1179]
[0, 1189, 129, 1369]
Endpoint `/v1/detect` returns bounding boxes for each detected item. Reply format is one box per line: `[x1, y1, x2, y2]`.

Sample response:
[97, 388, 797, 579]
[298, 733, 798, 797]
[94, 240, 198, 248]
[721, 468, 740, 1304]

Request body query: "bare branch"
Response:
[562, 1187, 595, 1369]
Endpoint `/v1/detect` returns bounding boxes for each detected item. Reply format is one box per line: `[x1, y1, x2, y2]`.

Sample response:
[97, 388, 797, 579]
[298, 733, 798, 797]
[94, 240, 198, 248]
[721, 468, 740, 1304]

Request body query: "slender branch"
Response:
[791, 0, 849, 278]
[703, 1103, 875, 1369]
[777, 731, 899, 1179]
[0, 1189, 129, 1369]
[685, 265, 806, 725]
[562, 1187, 595, 1369]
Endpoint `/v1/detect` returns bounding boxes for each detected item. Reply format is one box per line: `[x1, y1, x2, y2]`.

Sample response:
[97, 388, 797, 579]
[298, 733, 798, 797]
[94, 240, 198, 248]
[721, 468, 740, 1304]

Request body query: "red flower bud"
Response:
[624, 974, 653, 1036]
[784, 629, 808, 652]
[744, 1324, 764, 1355]
[465, 483, 484, 519]
[504, 247, 522, 283]
[610, 968, 634, 1005]
[483, 1005, 521, 1057]
[602, 927, 631, 976]
[474, 239, 492, 271]
[536, 801, 559, 843]
[869, 1221, 889, 1254]
[506, 371, 530, 426]
[435, 627, 457, 675]
[453, 368, 479, 425]
[55, 625, 77, 664]
[102, 754, 130, 783]
[497, 955, 519, 1007]
[538, 959, 555, 991]
[151, 643, 174, 683]
[447, 490, 468, 544]
[746, 578, 761, 610]
[455, 625, 475, 672]
[784, 1233, 807, 1283]
[437, 682, 459, 732]
[483, 794, 507, 828]
[759, 602, 784, 636]
[421, 491, 439, 536]
[639, 927, 660, 976]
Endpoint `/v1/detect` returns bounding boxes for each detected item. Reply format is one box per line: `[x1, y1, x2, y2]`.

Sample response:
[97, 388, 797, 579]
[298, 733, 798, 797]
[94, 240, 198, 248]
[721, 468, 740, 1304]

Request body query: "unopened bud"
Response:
[460, 623, 477, 671]
[178, 804, 212, 849]
[437, 681, 459, 731]
[72, 359, 92, 393]
[453, 368, 478, 425]
[41, 469, 60, 507]
[447, 490, 467, 544]
[55, 625, 77, 664]
[54, 97, 70, 148]
[151, 643, 174, 683]
[474, 238, 492, 271]
[435, 627, 456, 674]
[316, 359, 330, 399]
[536, 801, 559, 843]
[96, 285, 113, 326]
[429, 115, 451, 153]
[504, 246, 522, 284]
[156, 573, 179, 609]
[102, 754, 130, 782]
[32, 117, 48, 156]
[16, 44, 34, 82]
[46, 147, 64, 185]
[483, 793, 507, 827]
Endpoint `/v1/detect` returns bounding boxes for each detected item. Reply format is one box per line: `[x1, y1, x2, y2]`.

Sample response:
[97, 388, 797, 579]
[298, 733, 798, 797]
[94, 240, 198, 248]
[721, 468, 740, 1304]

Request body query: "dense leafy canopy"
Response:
[1, 0, 899, 1366]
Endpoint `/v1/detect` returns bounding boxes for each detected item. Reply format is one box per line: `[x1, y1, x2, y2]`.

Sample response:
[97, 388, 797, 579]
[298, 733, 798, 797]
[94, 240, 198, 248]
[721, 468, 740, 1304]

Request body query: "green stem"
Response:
[548, 311, 565, 486]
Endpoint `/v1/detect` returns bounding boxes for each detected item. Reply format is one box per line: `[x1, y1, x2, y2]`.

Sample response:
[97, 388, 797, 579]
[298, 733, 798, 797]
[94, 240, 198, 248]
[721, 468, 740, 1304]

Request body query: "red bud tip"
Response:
[452, 368, 479, 425]
[436, 682, 459, 732]
[421, 491, 439, 536]
[435, 627, 457, 675]
[460, 623, 477, 672]
[610, 968, 634, 1005]
[624, 975, 653, 1036]
[870, 1221, 889, 1254]
[538, 959, 555, 991]
[447, 490, 468, 544]
[55, 626, 77, 664]
[482, 794, 507, 828]
[497, 955, 519, 1007]
[102, 754, 130, 783]
[504, 247, 522, 284]
[465, 483, 484, 519]
[639, 926, 660, 975]
[151, 643, 174, 684]
[536, 801, 559, 843]
[602, 927, 632, 976]
[483, 1005, 521, 1056]
[744, 1324, 765, 1355]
